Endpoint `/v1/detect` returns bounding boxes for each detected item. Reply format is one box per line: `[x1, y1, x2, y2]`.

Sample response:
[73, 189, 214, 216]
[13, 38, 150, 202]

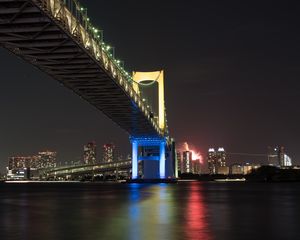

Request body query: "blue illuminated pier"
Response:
[131, 138, 167, 180]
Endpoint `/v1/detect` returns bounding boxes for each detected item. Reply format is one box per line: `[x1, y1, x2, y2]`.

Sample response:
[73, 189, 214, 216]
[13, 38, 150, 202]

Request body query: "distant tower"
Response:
[182, 151, 192, 173]
[8, 153, 41, 170]
[269, 146, 292, 167]
[283, 154, 292, 167]
[38, 151, 57, 168]
[268, 146, 278, 166]
[8, 156, 29, 170]
[207, 147, 226, 174]
[177, 152, 182, 173]
[207, 148, 217, 174]
[192, 159, 201, 174]
[83, 142, 96, 165]
[103, 144, 115, 163]
[217, 147, 226, 168]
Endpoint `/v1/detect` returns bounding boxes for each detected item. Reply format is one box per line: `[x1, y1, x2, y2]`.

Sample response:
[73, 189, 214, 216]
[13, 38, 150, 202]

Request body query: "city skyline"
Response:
[4, 142, 292, 175]
[1, 0, 300, 172]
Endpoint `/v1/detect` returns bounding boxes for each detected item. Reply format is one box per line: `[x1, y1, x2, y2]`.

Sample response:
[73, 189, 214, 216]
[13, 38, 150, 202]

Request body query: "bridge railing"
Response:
[33, 0, 162, 135]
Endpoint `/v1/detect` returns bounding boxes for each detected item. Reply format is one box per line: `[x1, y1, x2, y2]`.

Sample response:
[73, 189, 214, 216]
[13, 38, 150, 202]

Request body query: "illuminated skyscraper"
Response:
[207, 147, 226, 174]
[103, 143, 115, 163]
[83, 142, 97, 164]
[207, 148, 217, 174]
[192, 159, 201, 174]
[182, 151, 192, 173]
[38, 151, 57, 168]
[268, 146, 292, 167]
[8, 151, 56, 170]
[9, 156, 32, 170]
[283, 154, 292, 167]
[216, 147, 226, 168]
[268, 146, 281, 166]
[177, 152, 182, 173]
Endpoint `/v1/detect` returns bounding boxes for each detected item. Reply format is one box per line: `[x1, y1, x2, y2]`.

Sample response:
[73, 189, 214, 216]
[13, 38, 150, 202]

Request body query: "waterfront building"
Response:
[192, 159, 201, 174]
[283, 154, 292, 167]
[38, 151, 57, 168]
[182, 151, 192, 173]
[83, 142, 97, 164]
[103, 143, 115, 163]
[243, 163, 261, 174]
[231, 164, 243, 175]
[207, 147, 227, 174]
[8, 151, 57, 170]
[268, 146, 292, 167]
[217, 166, 230, 175]
[217, 147, 226, 167]
[268, 146, 281, 166]
[207, 148, 217, 174]
[177, 152, 182, 173]
[9, 155, 41, 169]
[8, 156, 33, 170]
[243, 163, 253, 174]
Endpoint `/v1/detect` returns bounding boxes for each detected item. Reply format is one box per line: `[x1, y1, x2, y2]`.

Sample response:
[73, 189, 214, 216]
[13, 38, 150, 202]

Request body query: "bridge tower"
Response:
[131, 71, 175, 180]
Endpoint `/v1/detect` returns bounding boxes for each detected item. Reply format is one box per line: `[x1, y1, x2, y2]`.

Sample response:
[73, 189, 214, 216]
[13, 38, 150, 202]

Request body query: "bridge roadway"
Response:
[46, 160, 132, 177]
[0, 0, 164, 137]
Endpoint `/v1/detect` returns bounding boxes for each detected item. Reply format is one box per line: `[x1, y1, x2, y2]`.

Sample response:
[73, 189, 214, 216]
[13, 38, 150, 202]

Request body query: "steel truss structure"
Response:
[0, 0, 165, 137]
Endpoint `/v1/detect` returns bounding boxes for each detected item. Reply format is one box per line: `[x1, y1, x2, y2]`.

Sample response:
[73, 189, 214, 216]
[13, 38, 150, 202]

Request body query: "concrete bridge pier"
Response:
[131, 137, 176, 180]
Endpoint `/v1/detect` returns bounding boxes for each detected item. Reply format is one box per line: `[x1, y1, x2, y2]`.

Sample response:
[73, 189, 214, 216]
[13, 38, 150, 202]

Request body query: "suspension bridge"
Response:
[0, 0, 176, 180]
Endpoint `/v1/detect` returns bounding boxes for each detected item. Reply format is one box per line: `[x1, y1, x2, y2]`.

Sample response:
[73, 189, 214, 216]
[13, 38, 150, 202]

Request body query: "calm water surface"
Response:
[0, 182, 300, 240]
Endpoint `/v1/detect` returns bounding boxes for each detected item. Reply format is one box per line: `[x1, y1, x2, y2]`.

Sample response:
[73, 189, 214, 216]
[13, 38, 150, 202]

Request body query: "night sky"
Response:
[1, 0, 300, 172]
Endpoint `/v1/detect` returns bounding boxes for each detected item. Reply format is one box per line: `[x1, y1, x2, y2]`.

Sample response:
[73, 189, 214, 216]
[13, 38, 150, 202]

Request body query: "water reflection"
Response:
[127, 183, 176, 240]
[0, 183, 213, 240]
[185, 182, 212, 240]
[3, 182, 299, 240]
[126, 182, 212, 240]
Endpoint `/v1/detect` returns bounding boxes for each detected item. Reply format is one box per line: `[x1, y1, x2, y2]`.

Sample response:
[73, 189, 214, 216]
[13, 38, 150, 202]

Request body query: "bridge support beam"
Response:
[159, 141, 166, 179]
[130, 137, 167, 179]
[131, 140, 138, 179]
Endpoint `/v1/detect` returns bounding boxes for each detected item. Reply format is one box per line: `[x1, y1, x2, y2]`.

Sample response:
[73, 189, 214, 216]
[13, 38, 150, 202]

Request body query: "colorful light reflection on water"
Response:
[185, 182, 212, 240]
[2, 182, 299, 240]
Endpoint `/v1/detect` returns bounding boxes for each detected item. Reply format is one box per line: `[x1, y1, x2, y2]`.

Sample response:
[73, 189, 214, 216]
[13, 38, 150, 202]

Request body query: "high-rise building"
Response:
[268, 146, 281, 166]
[103, 143, 115, 163]
[182, 151, 192, 173]
[9, 156, 41, 170]
[9, 156, 33, 170]
[177, 152, 182, 173]
[207, 147, 227, 174]
[38, 151, 57, 168]
[84, 142, 96, 164]
[207, 148, 217, 174]
[177, 151, 201, 174]
[192, 159, 201, 174]
[283, 154, 292, 167]
[8, 150, 57, 181]
[268, 146, 292, 167]
[216, 147, 226, 168]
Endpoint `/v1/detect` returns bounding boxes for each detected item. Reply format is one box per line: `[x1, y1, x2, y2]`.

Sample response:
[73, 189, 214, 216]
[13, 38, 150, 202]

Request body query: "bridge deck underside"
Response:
[0, 0, 159, 137]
